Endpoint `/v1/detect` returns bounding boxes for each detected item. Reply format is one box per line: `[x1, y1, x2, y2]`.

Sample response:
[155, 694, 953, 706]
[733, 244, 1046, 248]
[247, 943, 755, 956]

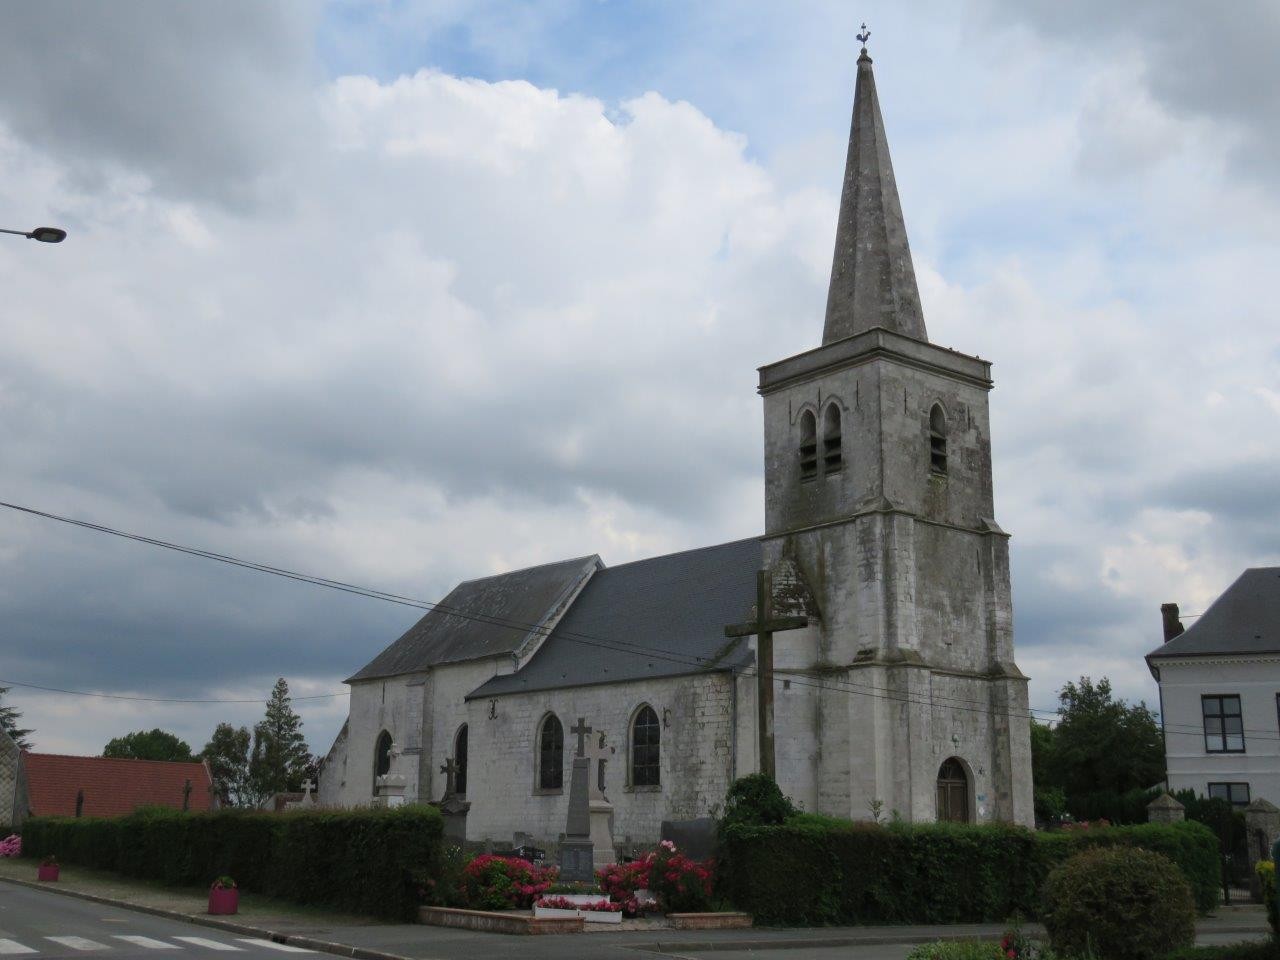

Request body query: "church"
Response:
[317, 44, 1035, 841]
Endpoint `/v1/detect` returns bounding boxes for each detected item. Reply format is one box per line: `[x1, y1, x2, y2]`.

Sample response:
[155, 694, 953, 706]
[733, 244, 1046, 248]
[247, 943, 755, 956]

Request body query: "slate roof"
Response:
[347, 555, 601, 682]
[22, 753, 215, 817]
[469, 537, 761, 699]
[1147, 567, 1280, 661]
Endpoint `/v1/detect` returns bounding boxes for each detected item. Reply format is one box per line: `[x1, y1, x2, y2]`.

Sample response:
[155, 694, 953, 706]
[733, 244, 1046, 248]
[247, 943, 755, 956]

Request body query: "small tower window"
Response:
[929, 403, 948, 475]
[799, 410, 818, 481]
[823, 404, 843, 474]
[538, 713, 564, 790]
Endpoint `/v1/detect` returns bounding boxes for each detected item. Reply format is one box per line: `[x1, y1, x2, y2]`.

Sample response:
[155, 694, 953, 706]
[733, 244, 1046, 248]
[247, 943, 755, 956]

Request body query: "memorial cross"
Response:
[724, 568, 808, 781]
[570, 717, 593, 758]
[440, 757, 458, 797]
[301, 779, 314, 797]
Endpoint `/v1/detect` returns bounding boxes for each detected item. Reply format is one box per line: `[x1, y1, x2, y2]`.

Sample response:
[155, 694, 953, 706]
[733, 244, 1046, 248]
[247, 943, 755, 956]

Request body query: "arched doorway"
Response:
[936, 757, 970, 823]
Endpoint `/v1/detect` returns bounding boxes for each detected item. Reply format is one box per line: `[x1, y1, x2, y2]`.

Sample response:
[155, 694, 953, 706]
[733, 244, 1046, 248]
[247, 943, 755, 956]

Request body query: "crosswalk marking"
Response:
[172, 939, 242, 952]
[233, 942, 311, 954]
[0, 941, 37, 955]
[111, 938, 178, 951]
[45, 938, 108, 952]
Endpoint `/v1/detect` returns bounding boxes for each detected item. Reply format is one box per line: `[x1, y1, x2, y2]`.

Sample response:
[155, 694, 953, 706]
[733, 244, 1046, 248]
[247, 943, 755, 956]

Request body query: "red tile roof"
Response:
[21, 753, 215, 818]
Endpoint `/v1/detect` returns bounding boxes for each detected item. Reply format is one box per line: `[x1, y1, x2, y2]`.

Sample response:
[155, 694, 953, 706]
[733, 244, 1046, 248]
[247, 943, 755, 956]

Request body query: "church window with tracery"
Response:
[823, 404, 843, 474]
[373, 730, 392, 794]
[455, 724, 469, 795]
[799, 410, 818, 481]
[929, 403, 948, 475]
[538, 714, 564, 790]
[631, 705, 660, 787]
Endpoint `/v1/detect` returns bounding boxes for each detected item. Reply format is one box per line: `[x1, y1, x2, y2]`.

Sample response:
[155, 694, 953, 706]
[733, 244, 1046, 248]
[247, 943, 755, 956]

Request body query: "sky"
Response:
[0, 0, 1277, 758]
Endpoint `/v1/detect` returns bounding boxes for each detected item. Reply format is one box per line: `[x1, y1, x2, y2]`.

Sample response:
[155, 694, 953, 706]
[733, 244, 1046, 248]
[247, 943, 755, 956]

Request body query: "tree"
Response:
[248, 678, 312, 799]
[1051, 676, 1164, 796]
[0, 687, 33, 750]
[104, 728, 194, 762]
[202, 722, 252, 807]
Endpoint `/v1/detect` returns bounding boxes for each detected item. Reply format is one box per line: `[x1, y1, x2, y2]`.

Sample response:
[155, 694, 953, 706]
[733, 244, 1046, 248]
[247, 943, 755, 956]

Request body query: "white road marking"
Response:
[172, 939, 243, 952]
[0, 941, 37, 955]
[234, 942, 312, 954]
[112, 937, 179, 950]
[46, 937, 109, 951]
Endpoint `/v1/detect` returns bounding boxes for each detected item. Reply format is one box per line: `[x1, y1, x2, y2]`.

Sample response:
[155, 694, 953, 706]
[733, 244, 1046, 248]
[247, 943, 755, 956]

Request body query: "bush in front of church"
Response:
[718, 774, 797, 835]
[460, 854, 557, 910]
[646, 840, 714, 913]
[1040, 846, 1195, 960]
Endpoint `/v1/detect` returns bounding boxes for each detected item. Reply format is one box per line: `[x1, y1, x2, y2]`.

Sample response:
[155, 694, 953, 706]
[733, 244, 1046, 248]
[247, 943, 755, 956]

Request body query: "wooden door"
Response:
[936, 758, 969, 823]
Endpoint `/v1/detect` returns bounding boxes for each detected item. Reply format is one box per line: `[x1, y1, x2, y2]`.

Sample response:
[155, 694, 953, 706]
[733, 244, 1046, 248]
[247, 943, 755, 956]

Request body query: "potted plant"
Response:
[37, 855, 59, 882]
[208, 876, 238, 915]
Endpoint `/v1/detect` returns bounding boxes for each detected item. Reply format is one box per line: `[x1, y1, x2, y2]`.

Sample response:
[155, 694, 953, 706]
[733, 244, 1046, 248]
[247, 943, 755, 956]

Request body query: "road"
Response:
[0, 886, 315, 960]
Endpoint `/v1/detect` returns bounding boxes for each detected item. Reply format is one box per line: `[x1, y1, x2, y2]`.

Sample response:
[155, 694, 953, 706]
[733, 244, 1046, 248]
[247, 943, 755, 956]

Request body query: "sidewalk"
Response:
[0, 857, 1270, 960]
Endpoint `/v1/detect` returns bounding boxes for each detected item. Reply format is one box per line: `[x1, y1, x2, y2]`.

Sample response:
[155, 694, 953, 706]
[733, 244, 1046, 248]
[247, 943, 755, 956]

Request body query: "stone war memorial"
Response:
[317, 30, 1034, 864]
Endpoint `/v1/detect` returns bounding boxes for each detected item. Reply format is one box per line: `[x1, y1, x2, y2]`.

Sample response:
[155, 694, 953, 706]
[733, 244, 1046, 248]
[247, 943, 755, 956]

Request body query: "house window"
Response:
[799, 410, 818, 481]
[1202, 695, 1244, 753]
[631, 705, 660, 787]
[1208, 782, 1251, 807]
[929, 403, 947, 475]
[538, 714, 564, 791]
[823, 404, 843, 474]
[455, 724, 469, 795]
[373, 729, 392, 792]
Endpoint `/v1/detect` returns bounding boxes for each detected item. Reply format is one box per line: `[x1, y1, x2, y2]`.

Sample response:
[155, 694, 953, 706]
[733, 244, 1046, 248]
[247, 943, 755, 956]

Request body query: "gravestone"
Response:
[1244, 798, 1280, 902]
[435, 756, 471, 842]
[588, 731, 616, 870]
[660, 817, 717, 862]
[374, 740, 408, 807]
[559, 717, 595, 881]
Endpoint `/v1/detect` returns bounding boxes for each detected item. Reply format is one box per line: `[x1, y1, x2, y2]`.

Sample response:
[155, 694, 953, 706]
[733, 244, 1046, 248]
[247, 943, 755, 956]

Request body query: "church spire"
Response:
[822, 32, 928, 344]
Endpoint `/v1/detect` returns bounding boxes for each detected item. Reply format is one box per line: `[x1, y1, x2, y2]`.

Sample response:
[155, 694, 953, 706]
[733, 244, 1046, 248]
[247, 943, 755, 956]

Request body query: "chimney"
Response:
[1161, 602, 1185, 642]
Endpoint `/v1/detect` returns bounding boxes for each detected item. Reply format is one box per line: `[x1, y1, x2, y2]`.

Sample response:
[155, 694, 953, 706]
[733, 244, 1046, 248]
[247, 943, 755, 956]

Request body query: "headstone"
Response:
[1146, 792, 1185, 824]
[559, 717, 595, 881]
[298, 779, 316, 808]
[435, 756, 471, 842]
[588, 731, 615, 871]
[1244, 798, 1280, 902]
[660, 817, 717, 862]
[375, 741, 408, 807]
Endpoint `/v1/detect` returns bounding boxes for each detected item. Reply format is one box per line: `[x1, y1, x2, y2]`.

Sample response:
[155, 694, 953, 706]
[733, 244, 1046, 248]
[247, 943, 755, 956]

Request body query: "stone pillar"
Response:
[559, 755, 594, 881]
[1147, 792, 1185, 824]
[375, 773, 408, 807]
[1244, 799, 1280, 902]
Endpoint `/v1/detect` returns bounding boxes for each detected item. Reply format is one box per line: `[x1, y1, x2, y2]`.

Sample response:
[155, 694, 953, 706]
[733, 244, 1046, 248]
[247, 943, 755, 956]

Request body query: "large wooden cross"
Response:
[725, 568, 808, 781]
[439, 757, 458, 797]
[570, 717, 593, 758]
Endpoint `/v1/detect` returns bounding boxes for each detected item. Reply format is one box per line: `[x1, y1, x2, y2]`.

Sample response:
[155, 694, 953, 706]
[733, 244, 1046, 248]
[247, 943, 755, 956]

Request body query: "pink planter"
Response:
[37, 865, 59, 882]
[208, 886, 239, 915]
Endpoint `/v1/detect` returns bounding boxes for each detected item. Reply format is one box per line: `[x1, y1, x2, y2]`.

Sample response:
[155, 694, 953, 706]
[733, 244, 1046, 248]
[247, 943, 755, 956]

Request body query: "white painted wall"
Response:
[1155, 656, 1280, 805]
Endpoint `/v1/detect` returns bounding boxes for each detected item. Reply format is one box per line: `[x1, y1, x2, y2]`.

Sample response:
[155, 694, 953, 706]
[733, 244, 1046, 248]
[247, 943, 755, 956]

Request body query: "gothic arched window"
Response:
[631, 705, 660, 787]
[538, 714, 564, 790]
[455, 724, 469, 796]
[799, 410, 818, 481]
[373, 730, 392, 793]
[823, 404, 843, 474]
[929, 403, 948, 475]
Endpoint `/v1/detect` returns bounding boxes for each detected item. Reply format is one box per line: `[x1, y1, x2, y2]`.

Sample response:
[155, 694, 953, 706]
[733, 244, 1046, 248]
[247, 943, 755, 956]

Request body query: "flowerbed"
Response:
[597, 840, 712, 914]
[461, 854, 557, 910]
[536, 896, 621, 912]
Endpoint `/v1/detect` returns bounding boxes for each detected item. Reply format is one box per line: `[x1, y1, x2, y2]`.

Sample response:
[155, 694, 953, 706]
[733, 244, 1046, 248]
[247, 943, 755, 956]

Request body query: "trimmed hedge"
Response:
[20, 805, 442, 921]
[722, 818, 1220, 925]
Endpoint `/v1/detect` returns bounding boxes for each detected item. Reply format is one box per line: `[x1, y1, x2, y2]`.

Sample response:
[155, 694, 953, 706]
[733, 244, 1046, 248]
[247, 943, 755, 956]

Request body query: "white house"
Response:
[1147, 568, 1280, 808]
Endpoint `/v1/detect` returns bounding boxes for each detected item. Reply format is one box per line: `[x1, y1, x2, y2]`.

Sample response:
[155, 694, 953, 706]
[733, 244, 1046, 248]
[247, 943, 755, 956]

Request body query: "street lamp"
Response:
[0, 226, 67, 243]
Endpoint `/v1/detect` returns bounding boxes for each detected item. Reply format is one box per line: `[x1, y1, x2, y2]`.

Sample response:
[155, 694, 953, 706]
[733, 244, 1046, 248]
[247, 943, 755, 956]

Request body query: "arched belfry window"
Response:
[929, 403, 948, 475]
[799, 410, 818, 481]
[538, 714, 564, 790]
[454, 724, 469, 796]
[373, 730, 392, 793]
[823, 404, 843, 474]
[631, 705, 660, 787]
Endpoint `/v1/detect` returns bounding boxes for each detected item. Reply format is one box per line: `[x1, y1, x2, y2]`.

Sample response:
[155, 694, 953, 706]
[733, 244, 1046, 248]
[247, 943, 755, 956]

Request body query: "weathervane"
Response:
[857, 22, 871, 50]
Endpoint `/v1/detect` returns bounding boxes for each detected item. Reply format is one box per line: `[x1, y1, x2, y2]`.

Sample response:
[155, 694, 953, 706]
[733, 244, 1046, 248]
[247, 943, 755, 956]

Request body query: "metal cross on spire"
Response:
[857, 22, 870, 49]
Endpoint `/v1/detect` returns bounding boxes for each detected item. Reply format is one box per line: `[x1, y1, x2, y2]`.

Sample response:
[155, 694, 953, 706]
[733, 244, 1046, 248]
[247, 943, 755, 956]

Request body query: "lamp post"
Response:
[0, 226, 67, 243]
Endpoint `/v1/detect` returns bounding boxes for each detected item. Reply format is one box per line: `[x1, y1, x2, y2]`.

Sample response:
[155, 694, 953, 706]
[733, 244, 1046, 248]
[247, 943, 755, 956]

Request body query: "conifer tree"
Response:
[248, 678, 312, 798]
[0, 687, 33, 750]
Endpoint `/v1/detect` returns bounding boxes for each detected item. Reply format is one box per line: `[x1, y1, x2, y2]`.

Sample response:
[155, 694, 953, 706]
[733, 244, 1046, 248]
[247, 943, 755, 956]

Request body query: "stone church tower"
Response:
[759, 44, 1034, 825]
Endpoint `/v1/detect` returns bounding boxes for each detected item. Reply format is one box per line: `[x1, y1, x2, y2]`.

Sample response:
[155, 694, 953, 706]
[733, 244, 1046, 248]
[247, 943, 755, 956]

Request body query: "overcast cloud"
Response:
[0, 1, 1276, 757]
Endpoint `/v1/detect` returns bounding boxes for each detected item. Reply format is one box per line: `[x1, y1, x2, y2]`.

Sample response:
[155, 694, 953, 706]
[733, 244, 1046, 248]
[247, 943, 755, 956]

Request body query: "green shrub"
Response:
[1040, 846, 1195, 960]
[19, 805, 442, 921]
[721, 817, 1219, 925]
[904, 942, 1003, 960]
[1260, 861, 1278, 936]
[1163, 941, 1280, 960]
[719, 774, 797, 834]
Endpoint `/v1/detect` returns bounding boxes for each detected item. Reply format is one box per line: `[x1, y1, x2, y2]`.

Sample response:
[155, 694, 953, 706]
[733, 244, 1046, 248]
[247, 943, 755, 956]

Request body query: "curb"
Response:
[0, 876, 415, 960]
